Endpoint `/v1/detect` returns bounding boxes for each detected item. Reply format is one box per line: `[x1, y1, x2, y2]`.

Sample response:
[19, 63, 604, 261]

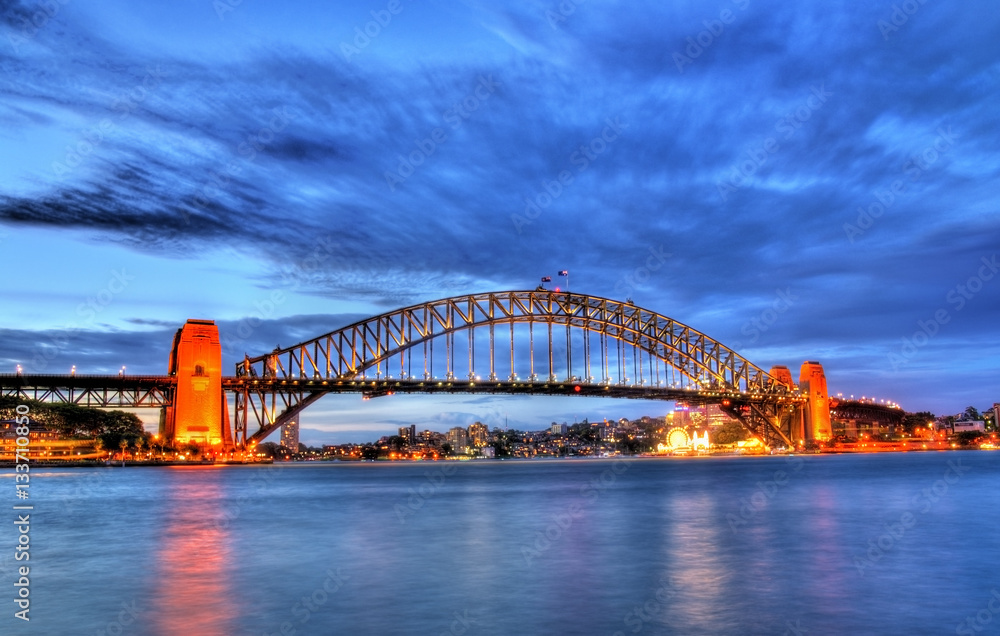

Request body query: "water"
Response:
[4, 451, 1000, 635]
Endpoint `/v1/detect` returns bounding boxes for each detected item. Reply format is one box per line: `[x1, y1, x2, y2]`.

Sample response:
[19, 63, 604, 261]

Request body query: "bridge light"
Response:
[574, 385, 581, 393]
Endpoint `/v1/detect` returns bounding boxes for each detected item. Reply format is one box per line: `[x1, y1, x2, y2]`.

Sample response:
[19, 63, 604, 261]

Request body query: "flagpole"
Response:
[557, 270, 569, 293]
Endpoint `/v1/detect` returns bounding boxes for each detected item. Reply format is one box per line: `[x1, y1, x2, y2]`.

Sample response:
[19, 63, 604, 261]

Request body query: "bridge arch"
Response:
[241, 291, 782, 390]
[235, 291, 800, 447]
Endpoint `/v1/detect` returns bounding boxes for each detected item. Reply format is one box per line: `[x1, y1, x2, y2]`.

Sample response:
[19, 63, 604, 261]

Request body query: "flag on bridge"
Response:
[557, 270, 568, 276]
[541, 276, 551, 283]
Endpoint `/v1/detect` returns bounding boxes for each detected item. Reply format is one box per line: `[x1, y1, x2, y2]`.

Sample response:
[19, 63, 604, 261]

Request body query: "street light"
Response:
[119, 365, 126, 376]
[71, 365, 76, 376]
[16, 364, 22, 375]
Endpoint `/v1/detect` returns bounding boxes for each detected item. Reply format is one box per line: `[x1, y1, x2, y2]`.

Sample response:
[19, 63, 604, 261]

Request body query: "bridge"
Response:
[1, 290, 889, 450]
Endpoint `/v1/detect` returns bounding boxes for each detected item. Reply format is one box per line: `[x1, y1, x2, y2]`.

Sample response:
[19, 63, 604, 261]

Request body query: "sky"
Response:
[0, 0, 997, 446]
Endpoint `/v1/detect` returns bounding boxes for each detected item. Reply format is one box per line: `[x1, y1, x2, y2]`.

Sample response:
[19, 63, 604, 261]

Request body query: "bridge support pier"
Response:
[162, 320, 234, 451]
[799, 361, 832, 442]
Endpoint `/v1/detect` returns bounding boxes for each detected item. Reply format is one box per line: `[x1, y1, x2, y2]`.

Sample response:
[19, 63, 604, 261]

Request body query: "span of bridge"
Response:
[1, 290, 900, 449]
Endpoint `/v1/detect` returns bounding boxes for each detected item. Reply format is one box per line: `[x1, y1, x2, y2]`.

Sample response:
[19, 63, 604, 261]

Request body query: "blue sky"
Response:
[1, 0, 998, 445]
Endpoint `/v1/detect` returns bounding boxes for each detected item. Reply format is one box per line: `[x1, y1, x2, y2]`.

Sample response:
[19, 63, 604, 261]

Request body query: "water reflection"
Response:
[152, 467, 235, 636]
[662, 490, 734, 632]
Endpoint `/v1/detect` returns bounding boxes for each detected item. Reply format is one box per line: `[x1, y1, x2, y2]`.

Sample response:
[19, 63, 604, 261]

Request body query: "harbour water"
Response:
[5, 450, 1000, 635]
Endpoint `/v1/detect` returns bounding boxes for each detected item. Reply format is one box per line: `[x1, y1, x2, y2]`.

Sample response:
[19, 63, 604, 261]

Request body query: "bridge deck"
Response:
[0, 374, 804, 406]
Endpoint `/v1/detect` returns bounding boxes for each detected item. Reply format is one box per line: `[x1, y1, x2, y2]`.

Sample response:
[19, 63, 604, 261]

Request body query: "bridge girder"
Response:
[0, 374, 174, 408]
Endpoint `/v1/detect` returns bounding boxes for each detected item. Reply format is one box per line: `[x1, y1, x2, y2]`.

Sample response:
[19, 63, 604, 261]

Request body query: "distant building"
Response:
[705, 404, 735, 427]
[672, 403, 693, 427]
[953, 420, 985, 434]
[599, 420, 616, 442]
[467, 422, 489, 447]
[281, 420, 299, 451]
[550, 423, 568, 436]
[447, 427, 469, 454]
[399, 424, 417, 446]
[480, 446, 495, 458]
[691, 430, 710, 450]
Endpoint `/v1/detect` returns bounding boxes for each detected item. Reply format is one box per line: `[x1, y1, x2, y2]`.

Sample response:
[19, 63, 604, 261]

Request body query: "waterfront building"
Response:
[0, 419, 92, 460]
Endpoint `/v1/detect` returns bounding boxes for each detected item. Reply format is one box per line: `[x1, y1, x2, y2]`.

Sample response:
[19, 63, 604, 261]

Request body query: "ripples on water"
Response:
[7, 451, 1000, 635]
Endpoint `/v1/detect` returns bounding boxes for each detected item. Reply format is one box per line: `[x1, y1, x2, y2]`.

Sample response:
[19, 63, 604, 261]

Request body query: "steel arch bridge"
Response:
[234, 290, 805, 448]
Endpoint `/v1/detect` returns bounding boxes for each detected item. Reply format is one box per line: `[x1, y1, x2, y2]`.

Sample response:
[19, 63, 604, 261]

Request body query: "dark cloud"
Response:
[1, 0, 998, 428]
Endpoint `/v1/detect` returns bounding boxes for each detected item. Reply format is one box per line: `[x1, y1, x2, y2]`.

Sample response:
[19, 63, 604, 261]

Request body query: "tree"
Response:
[714, 421, 749, 445]
[490, 427, 525, 457]
[568, 422, 597, 443]
[618, 436, 645, 455]
[254, 442, 277, 458]
[956, 431, 984, 446]
[98, 411, 146, 452]
[900, 411, 935, 435]
[964, 406, 981, 421]
[441, 442, 453, 456]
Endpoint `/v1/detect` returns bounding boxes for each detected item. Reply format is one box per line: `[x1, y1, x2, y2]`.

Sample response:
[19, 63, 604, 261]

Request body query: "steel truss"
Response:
[234, 290, 804, 447]
[0, 374, 174, 408]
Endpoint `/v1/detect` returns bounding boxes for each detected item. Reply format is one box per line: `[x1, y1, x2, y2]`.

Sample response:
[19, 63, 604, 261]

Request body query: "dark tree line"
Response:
[0, 397, 148, 450]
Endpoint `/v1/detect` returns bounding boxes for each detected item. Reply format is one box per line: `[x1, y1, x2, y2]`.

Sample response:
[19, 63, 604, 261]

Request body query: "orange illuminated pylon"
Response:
[162, 320, 233, 450]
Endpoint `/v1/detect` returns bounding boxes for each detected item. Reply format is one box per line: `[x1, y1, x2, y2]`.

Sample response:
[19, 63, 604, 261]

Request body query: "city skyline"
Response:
[1, 1, 998, 445]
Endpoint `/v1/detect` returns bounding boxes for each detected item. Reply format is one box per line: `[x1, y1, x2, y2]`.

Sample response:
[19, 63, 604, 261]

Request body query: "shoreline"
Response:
[2, 445, 992, 468]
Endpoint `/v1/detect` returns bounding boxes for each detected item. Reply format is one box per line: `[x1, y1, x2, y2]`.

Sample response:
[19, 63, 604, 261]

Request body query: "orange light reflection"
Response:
[152, 467, 235, 635]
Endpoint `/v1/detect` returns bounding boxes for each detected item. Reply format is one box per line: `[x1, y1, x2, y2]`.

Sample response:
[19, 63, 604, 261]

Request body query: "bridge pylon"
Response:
[799, 361, 832, 442]
[162, 320, 234, 450]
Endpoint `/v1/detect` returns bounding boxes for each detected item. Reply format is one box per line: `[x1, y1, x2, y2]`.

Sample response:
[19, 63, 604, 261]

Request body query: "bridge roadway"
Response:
[0, 373, 801, 408]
